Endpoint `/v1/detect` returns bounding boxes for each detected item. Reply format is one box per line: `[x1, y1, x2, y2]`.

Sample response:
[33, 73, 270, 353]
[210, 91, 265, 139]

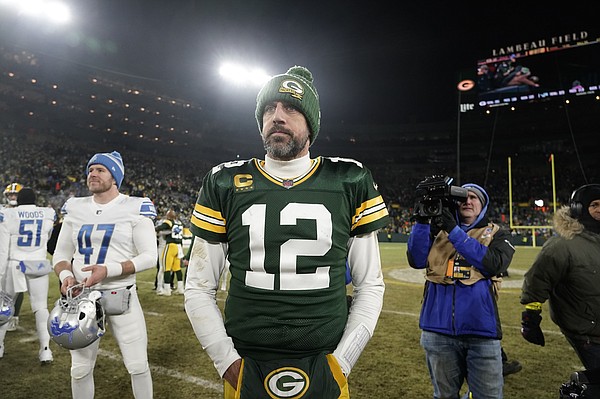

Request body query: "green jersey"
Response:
[155, 219, 184, 245]
[190, 156, 389, 360]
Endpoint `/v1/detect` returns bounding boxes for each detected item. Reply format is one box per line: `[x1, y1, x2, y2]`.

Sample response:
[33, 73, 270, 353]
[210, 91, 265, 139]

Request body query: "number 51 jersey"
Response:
[190, 156, 389, 359]
[0, 205, 56, 261]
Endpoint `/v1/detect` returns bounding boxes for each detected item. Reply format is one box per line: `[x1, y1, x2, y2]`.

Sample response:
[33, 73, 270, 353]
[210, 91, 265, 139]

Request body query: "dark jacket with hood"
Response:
[407, 184, 515, 339]
[521, 206, 600, 341]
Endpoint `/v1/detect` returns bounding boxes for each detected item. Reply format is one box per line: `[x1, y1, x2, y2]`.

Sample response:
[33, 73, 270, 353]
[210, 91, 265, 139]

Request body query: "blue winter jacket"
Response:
[407, 188, 515, 338]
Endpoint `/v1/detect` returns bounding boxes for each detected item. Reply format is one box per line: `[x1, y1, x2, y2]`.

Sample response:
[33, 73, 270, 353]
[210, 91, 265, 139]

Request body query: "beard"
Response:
[87, 178, 113, 194]
[262, 126, 309, 161]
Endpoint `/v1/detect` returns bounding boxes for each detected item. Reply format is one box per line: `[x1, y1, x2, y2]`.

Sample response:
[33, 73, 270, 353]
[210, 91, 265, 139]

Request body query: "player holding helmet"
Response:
[52, 151, 157, 399]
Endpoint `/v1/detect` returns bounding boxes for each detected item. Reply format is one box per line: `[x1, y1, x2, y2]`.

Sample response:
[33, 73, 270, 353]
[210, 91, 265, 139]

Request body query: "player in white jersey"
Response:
[52, 151, 157, 399]
[2, 182, 25, 331]
[0, 187, 56, 363]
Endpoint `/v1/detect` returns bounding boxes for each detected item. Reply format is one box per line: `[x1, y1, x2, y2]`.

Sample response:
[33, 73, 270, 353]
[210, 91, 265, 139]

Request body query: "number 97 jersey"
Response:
[190, 156, 389, 360]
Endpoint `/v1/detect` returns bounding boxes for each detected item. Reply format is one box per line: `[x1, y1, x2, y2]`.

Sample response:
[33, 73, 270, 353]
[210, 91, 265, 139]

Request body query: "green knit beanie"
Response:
[255, 65, 321, 145]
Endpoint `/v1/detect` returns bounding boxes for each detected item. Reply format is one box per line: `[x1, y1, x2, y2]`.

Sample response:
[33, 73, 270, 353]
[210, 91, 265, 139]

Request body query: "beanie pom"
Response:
[287, 66, 313, 83]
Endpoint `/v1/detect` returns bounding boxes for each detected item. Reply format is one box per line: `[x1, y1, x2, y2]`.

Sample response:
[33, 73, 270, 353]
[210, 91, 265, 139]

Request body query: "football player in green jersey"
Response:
[184, 65, 389, 399]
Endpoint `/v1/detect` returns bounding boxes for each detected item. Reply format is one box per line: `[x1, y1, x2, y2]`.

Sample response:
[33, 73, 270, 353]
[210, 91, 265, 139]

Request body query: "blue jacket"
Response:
[407, 190, 515, 339]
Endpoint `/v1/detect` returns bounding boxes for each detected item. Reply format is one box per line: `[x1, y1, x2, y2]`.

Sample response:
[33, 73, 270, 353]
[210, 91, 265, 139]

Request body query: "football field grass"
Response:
[0, 243, 580, 398]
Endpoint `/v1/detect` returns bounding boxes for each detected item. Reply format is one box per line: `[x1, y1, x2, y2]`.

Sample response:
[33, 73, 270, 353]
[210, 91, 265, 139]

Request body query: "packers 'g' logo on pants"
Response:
[264, 367, 310, 398]
[224, 353, 349, 399]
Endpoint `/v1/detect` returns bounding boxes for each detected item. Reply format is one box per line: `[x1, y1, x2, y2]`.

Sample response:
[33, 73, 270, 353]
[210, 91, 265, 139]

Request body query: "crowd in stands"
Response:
[0, 128, 211, 223]
[1, 125, 591, 240]
[2, 44, 598, 238]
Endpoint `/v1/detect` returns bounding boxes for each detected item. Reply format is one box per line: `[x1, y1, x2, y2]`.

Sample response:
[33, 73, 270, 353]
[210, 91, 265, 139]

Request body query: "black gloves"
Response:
[411, 200, 431, 224]
[521, 309, 545, 346]
[413, 215, 431, 224]
[433, 208, 457, 232]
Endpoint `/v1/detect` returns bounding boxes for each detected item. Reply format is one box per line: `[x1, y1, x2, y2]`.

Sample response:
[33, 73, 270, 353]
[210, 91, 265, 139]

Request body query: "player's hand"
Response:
[433, 208, 457, 233]
[80, 264, 108, 287]
[521, 309, 545, 346]
[60, 275, 78, 296]
[223, 358, 242, 390]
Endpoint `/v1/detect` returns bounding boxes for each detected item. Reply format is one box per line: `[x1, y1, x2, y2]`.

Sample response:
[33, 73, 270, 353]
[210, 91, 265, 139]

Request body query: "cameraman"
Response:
[407, 183, 515, 399]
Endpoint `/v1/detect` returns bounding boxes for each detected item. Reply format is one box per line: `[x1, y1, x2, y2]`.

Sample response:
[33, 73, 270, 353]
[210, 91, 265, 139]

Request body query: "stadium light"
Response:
[1, 0, 71, 24]
[219, 63, 271, 87]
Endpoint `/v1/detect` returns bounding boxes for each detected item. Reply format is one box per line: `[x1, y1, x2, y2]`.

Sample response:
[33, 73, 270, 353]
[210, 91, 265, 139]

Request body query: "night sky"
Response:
[1, 1, 599, 127]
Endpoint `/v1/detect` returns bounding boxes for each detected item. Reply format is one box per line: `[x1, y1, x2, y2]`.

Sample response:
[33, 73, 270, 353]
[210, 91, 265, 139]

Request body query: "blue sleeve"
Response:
[406, 223, 432, 269]
[447, 227, 489, 275]
[140, 197, 157, 219]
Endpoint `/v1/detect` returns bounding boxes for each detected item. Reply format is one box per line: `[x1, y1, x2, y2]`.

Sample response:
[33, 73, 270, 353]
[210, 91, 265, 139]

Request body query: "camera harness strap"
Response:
[425, 223, 501, 286]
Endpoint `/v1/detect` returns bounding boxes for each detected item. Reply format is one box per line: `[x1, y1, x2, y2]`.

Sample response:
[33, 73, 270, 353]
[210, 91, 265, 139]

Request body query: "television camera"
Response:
[413, 175, 469, 218]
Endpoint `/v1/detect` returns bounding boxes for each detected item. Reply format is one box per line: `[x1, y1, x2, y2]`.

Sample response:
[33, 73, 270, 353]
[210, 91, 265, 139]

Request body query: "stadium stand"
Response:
[1, 44, 598, 238]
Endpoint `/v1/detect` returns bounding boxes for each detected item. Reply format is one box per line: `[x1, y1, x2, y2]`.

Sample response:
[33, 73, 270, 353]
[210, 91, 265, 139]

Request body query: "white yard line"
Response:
[98, 349, 223, 392]
[15, 328, 222, 393]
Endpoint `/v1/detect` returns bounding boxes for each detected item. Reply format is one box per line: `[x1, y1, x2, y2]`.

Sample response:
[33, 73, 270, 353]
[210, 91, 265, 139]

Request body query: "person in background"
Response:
[2, 183, 21, 209]
[154, 212, 169, 294]
[1, 182, 25, 332]
[46, 212, 63, 256]
[180, 224, 193, 286]
[495, 54, 540, 88]
[407, 182, 516, 399]
[155, 208, 185, 296]
[477, 64, 494, 92]
[184, 65, 389, 398]
[0, 187, 56, 363]
[52, 151, 157, 399]
[521, 184, 600, 384]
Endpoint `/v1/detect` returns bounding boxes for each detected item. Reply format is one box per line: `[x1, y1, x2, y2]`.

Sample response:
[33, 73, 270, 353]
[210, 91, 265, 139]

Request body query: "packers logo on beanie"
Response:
[86, 151, 125, 188]
[255, 65, 321, 145]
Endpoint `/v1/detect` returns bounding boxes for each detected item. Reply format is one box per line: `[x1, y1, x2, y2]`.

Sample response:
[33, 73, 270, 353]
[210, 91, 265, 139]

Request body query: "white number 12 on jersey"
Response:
[242, 203, 332, 291]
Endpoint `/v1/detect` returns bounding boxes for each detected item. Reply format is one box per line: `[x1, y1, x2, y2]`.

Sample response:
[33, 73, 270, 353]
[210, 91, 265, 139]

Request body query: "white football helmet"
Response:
[0, 291, 15, 326]
[47, 284, 106, 350]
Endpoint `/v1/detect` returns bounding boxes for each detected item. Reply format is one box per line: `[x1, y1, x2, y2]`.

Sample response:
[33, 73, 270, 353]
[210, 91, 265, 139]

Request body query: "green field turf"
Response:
[0, 243, 580, 398]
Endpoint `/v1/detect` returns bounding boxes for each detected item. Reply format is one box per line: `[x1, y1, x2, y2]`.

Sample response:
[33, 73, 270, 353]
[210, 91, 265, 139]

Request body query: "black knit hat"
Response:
[577, 184, 600, 209]
[571, 184, 600, 233]
[255, 65, 321, 145]
[17, 187, 36, 205]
